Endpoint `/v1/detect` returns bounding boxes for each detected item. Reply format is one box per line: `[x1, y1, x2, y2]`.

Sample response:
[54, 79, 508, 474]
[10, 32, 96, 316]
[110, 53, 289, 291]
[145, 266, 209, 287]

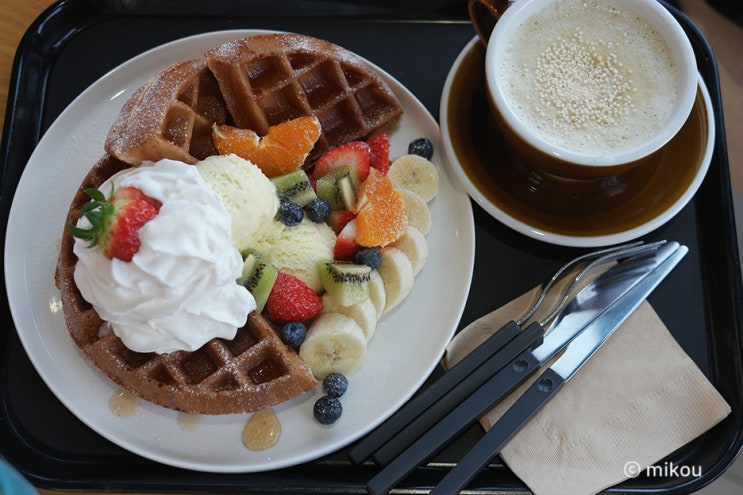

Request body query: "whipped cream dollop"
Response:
[73, 159, 255, 354]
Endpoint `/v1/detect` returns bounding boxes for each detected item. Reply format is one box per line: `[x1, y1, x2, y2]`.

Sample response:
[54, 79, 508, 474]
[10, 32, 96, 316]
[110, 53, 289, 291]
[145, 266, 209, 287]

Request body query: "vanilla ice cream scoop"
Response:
[73, 159, 255, 354]
[196, 154, 279, 251]
[249, 217, 336, 293]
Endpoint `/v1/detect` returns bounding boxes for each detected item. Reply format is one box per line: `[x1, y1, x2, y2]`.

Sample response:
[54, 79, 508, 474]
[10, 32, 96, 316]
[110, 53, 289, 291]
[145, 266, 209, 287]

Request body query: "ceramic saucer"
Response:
[440, 37, 715, 247]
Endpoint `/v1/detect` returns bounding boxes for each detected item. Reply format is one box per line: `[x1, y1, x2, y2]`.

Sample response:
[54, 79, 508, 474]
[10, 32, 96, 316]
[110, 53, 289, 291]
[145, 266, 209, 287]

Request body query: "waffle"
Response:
[105, 59, 229, 167]
[204, 33, 403, 163]
[55, 156, 317, 414]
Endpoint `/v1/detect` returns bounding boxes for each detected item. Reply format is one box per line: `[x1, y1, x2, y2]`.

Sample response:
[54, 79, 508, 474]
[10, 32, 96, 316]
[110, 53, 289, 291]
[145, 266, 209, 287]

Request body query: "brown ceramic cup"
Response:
[467, 0, 698, 180]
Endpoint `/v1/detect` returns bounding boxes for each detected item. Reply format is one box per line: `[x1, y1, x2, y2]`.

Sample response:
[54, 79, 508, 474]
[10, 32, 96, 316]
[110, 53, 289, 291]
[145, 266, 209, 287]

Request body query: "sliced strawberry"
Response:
[367, 134, 391, 175]
[333, 219, 361, 261]
[265, 272, 323, 324]
[327, 209, 357, 235]
[313, 141, 371, 182]
[69, 186, 161, 262]
[110, 186, 162, 206]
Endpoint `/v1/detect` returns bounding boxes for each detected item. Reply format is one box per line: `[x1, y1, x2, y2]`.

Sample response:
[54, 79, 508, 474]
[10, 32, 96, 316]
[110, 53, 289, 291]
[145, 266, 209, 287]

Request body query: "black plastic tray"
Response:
[1, 0, 741, 493]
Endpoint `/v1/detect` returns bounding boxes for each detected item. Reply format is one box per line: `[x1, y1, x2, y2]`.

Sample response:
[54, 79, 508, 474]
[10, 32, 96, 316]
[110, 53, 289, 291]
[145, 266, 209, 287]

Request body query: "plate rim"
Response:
[4, 28, 475, 473]
[440, 36, 715, 248]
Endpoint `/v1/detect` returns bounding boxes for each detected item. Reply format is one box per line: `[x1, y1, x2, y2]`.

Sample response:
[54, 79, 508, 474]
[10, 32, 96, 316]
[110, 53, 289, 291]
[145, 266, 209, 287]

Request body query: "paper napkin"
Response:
[443, 277, 731, 495]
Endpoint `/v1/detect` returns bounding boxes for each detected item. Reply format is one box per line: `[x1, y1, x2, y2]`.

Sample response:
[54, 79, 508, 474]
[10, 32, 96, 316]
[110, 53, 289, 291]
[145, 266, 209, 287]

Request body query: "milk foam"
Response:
[496, 0, 679, 155]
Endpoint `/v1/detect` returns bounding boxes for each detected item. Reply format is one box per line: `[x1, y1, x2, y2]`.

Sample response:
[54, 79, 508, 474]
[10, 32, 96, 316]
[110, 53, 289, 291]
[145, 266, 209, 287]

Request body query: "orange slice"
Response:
[212, 116, 322, 177]
[354, 168, 408, 247]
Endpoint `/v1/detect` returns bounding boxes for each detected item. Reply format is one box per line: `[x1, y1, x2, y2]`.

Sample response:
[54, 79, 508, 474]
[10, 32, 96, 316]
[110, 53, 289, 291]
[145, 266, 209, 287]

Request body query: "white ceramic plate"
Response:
[441, 37, 715, 248]
[4, 30, 475, 473]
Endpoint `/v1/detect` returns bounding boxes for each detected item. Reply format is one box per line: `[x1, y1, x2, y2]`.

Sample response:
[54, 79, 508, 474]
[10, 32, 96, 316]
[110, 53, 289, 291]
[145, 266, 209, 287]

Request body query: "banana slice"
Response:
[391, 226, 429, 276]
[396, 189, 431, 235]
[378, 247, 415, 314]
[388, 154, 439, 202]
[368, 270, 387, 319]
[299, 313, 367, 378]
[322, 294, 378, 341]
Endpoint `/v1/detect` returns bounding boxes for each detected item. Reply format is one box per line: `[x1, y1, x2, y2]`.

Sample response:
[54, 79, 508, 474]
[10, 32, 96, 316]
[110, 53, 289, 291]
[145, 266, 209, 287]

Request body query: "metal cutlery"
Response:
[428, 241, 688, 494]
[364, 240, 685, 495]
[349, 241, 664, 467]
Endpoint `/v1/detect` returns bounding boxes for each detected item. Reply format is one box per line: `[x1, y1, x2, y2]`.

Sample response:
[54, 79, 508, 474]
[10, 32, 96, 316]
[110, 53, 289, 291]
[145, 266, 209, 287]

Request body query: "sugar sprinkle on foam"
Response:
[497, 0, 679, 155]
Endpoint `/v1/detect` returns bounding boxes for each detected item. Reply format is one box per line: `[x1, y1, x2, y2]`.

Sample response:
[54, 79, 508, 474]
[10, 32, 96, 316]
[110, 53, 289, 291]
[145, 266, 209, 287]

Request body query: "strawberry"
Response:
[333, 219, 361, 261]
[327, 209, 356, 235]
[69, 186, 161, 262]
[265, 272, 323, 324]
[313, 141, 371, 182]
[367, 133, 391, 175]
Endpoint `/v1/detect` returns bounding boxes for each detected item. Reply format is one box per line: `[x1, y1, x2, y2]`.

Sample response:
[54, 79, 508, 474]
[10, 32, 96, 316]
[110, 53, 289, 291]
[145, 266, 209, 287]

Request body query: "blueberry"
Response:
[305, 198, 332, 223]
[355, 247, 382, 270]
[278, 201, 304, 226]
[313, 395, 343, 425]
[323, 373, 348, 398]
[279, 321, 307, 348]
[408, 137, 434, 160]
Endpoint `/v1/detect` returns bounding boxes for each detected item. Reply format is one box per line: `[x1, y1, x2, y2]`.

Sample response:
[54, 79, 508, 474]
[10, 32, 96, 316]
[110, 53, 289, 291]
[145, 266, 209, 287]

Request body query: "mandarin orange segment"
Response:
[212, 116, 321, 177]
[212, 125, 259, 156]
[354, 168, 408, 247]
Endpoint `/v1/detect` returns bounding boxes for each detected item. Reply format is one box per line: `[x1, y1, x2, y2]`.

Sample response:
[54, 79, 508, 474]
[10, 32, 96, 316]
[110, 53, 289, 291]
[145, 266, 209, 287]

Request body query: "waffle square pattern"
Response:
[204, 33, 403, 163]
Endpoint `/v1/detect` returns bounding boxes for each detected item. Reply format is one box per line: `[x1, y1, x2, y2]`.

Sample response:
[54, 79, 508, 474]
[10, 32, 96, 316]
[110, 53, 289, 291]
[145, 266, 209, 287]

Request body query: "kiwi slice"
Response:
[271, 169, 317, 207]
[238, 250, 279, 312]
[318, 261, 371, 306]
[315, 166, 359, 211]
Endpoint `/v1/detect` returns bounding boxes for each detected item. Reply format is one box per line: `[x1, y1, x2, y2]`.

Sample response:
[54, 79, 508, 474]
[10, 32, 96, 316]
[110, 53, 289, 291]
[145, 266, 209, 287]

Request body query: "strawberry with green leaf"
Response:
[69, 185, 162, 262]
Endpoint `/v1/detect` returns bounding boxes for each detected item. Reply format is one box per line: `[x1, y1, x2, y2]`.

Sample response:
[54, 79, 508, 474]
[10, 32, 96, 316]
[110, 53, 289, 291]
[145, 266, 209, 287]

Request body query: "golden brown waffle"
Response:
[204, 33, 403, 163]
[55, 156, 317, 414]
[105, 59, 229, 167]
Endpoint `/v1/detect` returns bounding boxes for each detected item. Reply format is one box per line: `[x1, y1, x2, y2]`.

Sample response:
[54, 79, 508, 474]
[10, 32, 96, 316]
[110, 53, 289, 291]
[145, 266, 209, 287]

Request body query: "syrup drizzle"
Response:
[108, 392, 283, 451]
[177, 412, 202, 431]
[109, 388, 139, 417]
[242, 408, 281, 451]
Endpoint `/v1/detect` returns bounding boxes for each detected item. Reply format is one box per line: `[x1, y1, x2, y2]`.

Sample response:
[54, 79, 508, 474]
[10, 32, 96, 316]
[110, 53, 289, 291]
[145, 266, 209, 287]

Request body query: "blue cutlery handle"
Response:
[371, 322, 544, 466]
[348, 320, 522, 465]
[365, 329, 544, 495]
[430, 368, 566, 495]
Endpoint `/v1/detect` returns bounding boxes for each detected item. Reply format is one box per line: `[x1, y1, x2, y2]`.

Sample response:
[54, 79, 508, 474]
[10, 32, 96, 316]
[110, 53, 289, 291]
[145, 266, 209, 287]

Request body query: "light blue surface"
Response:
[0, 458, 37, 495]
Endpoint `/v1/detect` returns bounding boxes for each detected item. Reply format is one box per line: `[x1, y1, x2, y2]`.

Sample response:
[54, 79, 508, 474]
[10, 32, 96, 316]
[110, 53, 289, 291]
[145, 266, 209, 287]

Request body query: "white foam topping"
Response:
[497, 0, 679, 155]
[73, 159, 255, 354]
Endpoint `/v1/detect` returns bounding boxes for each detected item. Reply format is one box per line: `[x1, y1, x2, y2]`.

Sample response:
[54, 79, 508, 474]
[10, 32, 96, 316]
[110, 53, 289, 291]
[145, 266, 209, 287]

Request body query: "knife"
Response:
[365, 241, 685, 495]
[364, 241, 670, 472]
[427, 241, 688, 495]
[349, 241, 661, 467]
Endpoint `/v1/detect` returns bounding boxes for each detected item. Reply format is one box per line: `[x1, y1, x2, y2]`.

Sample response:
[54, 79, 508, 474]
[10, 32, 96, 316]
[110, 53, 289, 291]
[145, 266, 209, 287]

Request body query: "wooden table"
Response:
[0, 1, 741, 494]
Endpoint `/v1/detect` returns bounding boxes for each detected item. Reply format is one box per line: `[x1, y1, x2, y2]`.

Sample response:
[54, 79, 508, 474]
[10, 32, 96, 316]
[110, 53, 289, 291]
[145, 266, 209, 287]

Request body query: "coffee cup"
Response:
[468, 0, 698, 179]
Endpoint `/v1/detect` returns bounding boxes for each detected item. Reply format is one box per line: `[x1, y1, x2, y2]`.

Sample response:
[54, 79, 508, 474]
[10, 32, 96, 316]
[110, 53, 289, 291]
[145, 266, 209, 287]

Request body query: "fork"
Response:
[362, 240, 671, 495]
[348, 240, 665, 468]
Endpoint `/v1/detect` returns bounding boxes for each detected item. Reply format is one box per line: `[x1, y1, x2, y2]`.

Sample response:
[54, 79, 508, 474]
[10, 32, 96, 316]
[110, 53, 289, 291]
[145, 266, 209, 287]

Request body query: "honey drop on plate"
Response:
[242, 408, 281, 451]
[109, 388, 139, 418]
[177, 412, 202, 431]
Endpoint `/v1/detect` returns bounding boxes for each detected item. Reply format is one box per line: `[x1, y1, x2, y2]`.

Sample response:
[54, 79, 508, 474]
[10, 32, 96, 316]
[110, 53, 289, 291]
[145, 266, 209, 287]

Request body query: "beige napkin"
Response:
[444, 280, 731, 495]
